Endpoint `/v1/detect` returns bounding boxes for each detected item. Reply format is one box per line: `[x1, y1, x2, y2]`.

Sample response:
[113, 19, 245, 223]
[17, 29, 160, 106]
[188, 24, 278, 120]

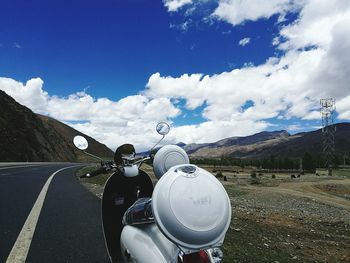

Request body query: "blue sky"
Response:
[1, 0, 350, 150]
[1, 0, 283, 99]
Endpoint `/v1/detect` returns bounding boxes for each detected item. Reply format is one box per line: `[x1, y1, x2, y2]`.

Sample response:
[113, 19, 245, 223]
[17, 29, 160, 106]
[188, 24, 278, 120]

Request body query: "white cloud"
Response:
[302, 110, 320, 120]
[157, 0, 350, 122]
[169, 120, 269, 144]
[13, 42, 21, 49]
[145, 48, 327, 123]
[0, 77, 48, 113]
[278, 0, 350, 50]
[212, 0, 303, 26]
[272, 36, 280, 46]
[2, 0, 350, 152]
[0, 78, 180, 151]
[145, 0, 350, 136]
[163, 0, 193, 12]
[238, 37, 250, 46]
[337, 95, 350, 120]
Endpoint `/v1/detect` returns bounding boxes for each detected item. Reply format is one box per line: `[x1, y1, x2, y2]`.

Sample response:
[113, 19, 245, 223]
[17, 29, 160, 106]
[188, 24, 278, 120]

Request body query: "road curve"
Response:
[0, 163, 110, 263]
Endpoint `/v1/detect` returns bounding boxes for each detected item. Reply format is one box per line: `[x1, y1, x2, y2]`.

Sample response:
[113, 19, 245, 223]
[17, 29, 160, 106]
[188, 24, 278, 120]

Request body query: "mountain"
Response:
[184, 124, 350, 159]
[0, 90, 113, 162]
[184, 130, 289, 155]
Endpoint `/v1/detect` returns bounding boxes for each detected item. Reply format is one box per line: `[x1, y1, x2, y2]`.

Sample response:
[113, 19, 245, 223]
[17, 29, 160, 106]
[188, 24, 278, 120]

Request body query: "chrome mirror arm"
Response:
[83, 151, 104, 162]
[149, 135, 165, 154]
[134, 156, 151, 168]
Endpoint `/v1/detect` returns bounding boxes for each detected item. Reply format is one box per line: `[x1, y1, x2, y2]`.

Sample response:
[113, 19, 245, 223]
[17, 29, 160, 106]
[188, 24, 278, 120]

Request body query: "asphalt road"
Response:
[0, 163, 110, 263]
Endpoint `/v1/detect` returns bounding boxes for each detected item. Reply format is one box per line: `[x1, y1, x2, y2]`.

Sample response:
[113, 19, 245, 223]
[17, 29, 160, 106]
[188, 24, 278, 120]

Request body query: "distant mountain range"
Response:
[0, 90, 113, 162]
[184, 124, 350, 159]
[1, 89, 349, 162]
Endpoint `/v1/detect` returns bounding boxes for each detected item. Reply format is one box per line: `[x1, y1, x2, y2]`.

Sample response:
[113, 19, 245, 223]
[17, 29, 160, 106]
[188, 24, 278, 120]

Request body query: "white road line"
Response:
[5, 165, 80, 263]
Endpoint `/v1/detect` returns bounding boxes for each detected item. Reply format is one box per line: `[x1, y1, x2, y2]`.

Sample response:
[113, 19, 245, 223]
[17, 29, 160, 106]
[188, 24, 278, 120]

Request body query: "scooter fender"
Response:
[120, 224, 179, 263]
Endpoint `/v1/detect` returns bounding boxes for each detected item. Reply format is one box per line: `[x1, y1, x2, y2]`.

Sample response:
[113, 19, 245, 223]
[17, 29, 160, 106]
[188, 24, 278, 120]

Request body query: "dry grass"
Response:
[76, 165, 350, 262]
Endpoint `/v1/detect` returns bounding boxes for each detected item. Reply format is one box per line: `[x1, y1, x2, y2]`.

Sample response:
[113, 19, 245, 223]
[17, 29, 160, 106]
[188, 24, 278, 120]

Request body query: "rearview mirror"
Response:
[73, 135, 88, 150]
[156, 122, 170, 136]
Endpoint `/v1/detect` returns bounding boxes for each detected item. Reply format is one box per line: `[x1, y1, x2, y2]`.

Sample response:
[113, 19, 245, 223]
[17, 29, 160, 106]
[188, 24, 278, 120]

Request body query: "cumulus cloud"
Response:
[337, 96, 350, 120]
[278, 0, 350, 50]
[0, 77, 48, 113]
[0, 78, 180, 151]
[163, 0, 193, 12]
[2, 0, 350, 151]
[212, 0, 303, 26]
[145, 48, 326, 124]
[149, 0, 350, 139]
[238, 37, 250, 46]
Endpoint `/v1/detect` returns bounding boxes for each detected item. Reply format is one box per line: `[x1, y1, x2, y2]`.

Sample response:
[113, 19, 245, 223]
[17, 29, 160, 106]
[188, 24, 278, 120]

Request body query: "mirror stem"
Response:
[149, 135, 165, 154]
[83, 151, 104, 162]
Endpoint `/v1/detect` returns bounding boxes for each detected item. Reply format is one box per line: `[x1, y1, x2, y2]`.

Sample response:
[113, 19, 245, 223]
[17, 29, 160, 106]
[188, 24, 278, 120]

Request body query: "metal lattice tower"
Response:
[320, 98, 336, 170]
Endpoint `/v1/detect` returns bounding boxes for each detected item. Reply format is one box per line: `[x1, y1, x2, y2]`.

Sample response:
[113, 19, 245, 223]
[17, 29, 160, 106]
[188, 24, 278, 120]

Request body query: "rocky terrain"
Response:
[222, 176, 350, 263]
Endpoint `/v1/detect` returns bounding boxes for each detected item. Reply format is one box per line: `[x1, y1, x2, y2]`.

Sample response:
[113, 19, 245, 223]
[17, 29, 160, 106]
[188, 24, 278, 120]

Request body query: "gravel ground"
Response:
[224, 178, 350, 263]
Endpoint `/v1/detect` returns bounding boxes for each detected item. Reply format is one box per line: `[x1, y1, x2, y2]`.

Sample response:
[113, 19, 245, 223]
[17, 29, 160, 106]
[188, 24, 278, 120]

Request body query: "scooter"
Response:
[73, 122, 231, 263]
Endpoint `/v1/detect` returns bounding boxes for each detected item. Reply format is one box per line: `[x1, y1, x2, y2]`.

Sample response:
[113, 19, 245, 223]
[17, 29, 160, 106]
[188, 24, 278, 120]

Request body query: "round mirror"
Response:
[156, 122, 170, 136]
[73, 135, 88, 150]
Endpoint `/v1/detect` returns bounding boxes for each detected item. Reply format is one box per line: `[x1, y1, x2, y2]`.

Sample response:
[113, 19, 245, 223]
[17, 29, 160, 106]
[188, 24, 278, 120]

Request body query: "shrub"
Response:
[216, 171, 224, 178]
[250, 171, 257, 178]
[250, 177, 261, 185]
[271, 174, 276, 179]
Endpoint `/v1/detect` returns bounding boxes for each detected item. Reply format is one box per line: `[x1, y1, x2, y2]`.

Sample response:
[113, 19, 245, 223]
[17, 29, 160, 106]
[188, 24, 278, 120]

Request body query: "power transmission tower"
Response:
[320, 98, 336, 175]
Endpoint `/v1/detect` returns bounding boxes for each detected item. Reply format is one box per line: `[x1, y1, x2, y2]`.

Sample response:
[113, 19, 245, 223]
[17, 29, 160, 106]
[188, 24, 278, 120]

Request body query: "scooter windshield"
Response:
[122, 198, 154, 225]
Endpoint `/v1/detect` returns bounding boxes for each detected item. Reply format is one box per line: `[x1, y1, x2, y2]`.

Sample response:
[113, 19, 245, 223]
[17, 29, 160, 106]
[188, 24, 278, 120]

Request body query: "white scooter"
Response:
[73, 122, 231, 263]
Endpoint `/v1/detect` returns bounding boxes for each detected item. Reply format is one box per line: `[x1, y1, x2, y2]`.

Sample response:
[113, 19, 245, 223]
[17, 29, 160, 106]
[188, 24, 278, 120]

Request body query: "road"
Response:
[0, 163, 110, 263]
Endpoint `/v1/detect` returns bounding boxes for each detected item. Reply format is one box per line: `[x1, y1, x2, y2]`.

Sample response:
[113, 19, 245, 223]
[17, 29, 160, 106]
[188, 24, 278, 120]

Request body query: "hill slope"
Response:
[187, 124, 350, 159]
[0, 90, 113, 162]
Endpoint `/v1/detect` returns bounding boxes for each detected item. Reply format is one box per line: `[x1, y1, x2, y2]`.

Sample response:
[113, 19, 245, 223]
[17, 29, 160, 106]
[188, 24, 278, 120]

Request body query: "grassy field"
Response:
[76, 165, 350, 263]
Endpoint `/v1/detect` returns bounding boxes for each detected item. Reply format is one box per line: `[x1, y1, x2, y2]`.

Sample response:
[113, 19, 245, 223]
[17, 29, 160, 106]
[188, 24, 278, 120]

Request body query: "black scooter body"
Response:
[102, 170, 153, 263]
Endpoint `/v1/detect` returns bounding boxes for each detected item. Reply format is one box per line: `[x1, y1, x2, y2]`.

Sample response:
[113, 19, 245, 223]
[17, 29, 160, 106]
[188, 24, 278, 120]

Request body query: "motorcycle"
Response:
[73, 122, 231, 263]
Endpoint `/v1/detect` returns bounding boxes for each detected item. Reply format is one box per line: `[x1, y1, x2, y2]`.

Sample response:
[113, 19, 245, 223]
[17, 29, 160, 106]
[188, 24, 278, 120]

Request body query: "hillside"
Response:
[187, 124, 350, 159]
[184, 130, 290, 154]
[0, 90, 113, 162]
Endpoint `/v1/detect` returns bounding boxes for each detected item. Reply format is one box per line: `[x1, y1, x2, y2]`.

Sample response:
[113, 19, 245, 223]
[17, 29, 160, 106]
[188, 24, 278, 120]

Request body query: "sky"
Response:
[1, 0, 350, 151]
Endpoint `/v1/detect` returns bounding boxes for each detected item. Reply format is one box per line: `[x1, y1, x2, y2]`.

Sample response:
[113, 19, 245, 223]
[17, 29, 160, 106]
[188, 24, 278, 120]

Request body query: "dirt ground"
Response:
[76, 165, 350, 263]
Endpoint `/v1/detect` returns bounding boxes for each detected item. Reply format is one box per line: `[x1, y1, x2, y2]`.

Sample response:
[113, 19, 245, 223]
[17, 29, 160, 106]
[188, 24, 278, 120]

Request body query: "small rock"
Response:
[233, 228, 241, 232]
